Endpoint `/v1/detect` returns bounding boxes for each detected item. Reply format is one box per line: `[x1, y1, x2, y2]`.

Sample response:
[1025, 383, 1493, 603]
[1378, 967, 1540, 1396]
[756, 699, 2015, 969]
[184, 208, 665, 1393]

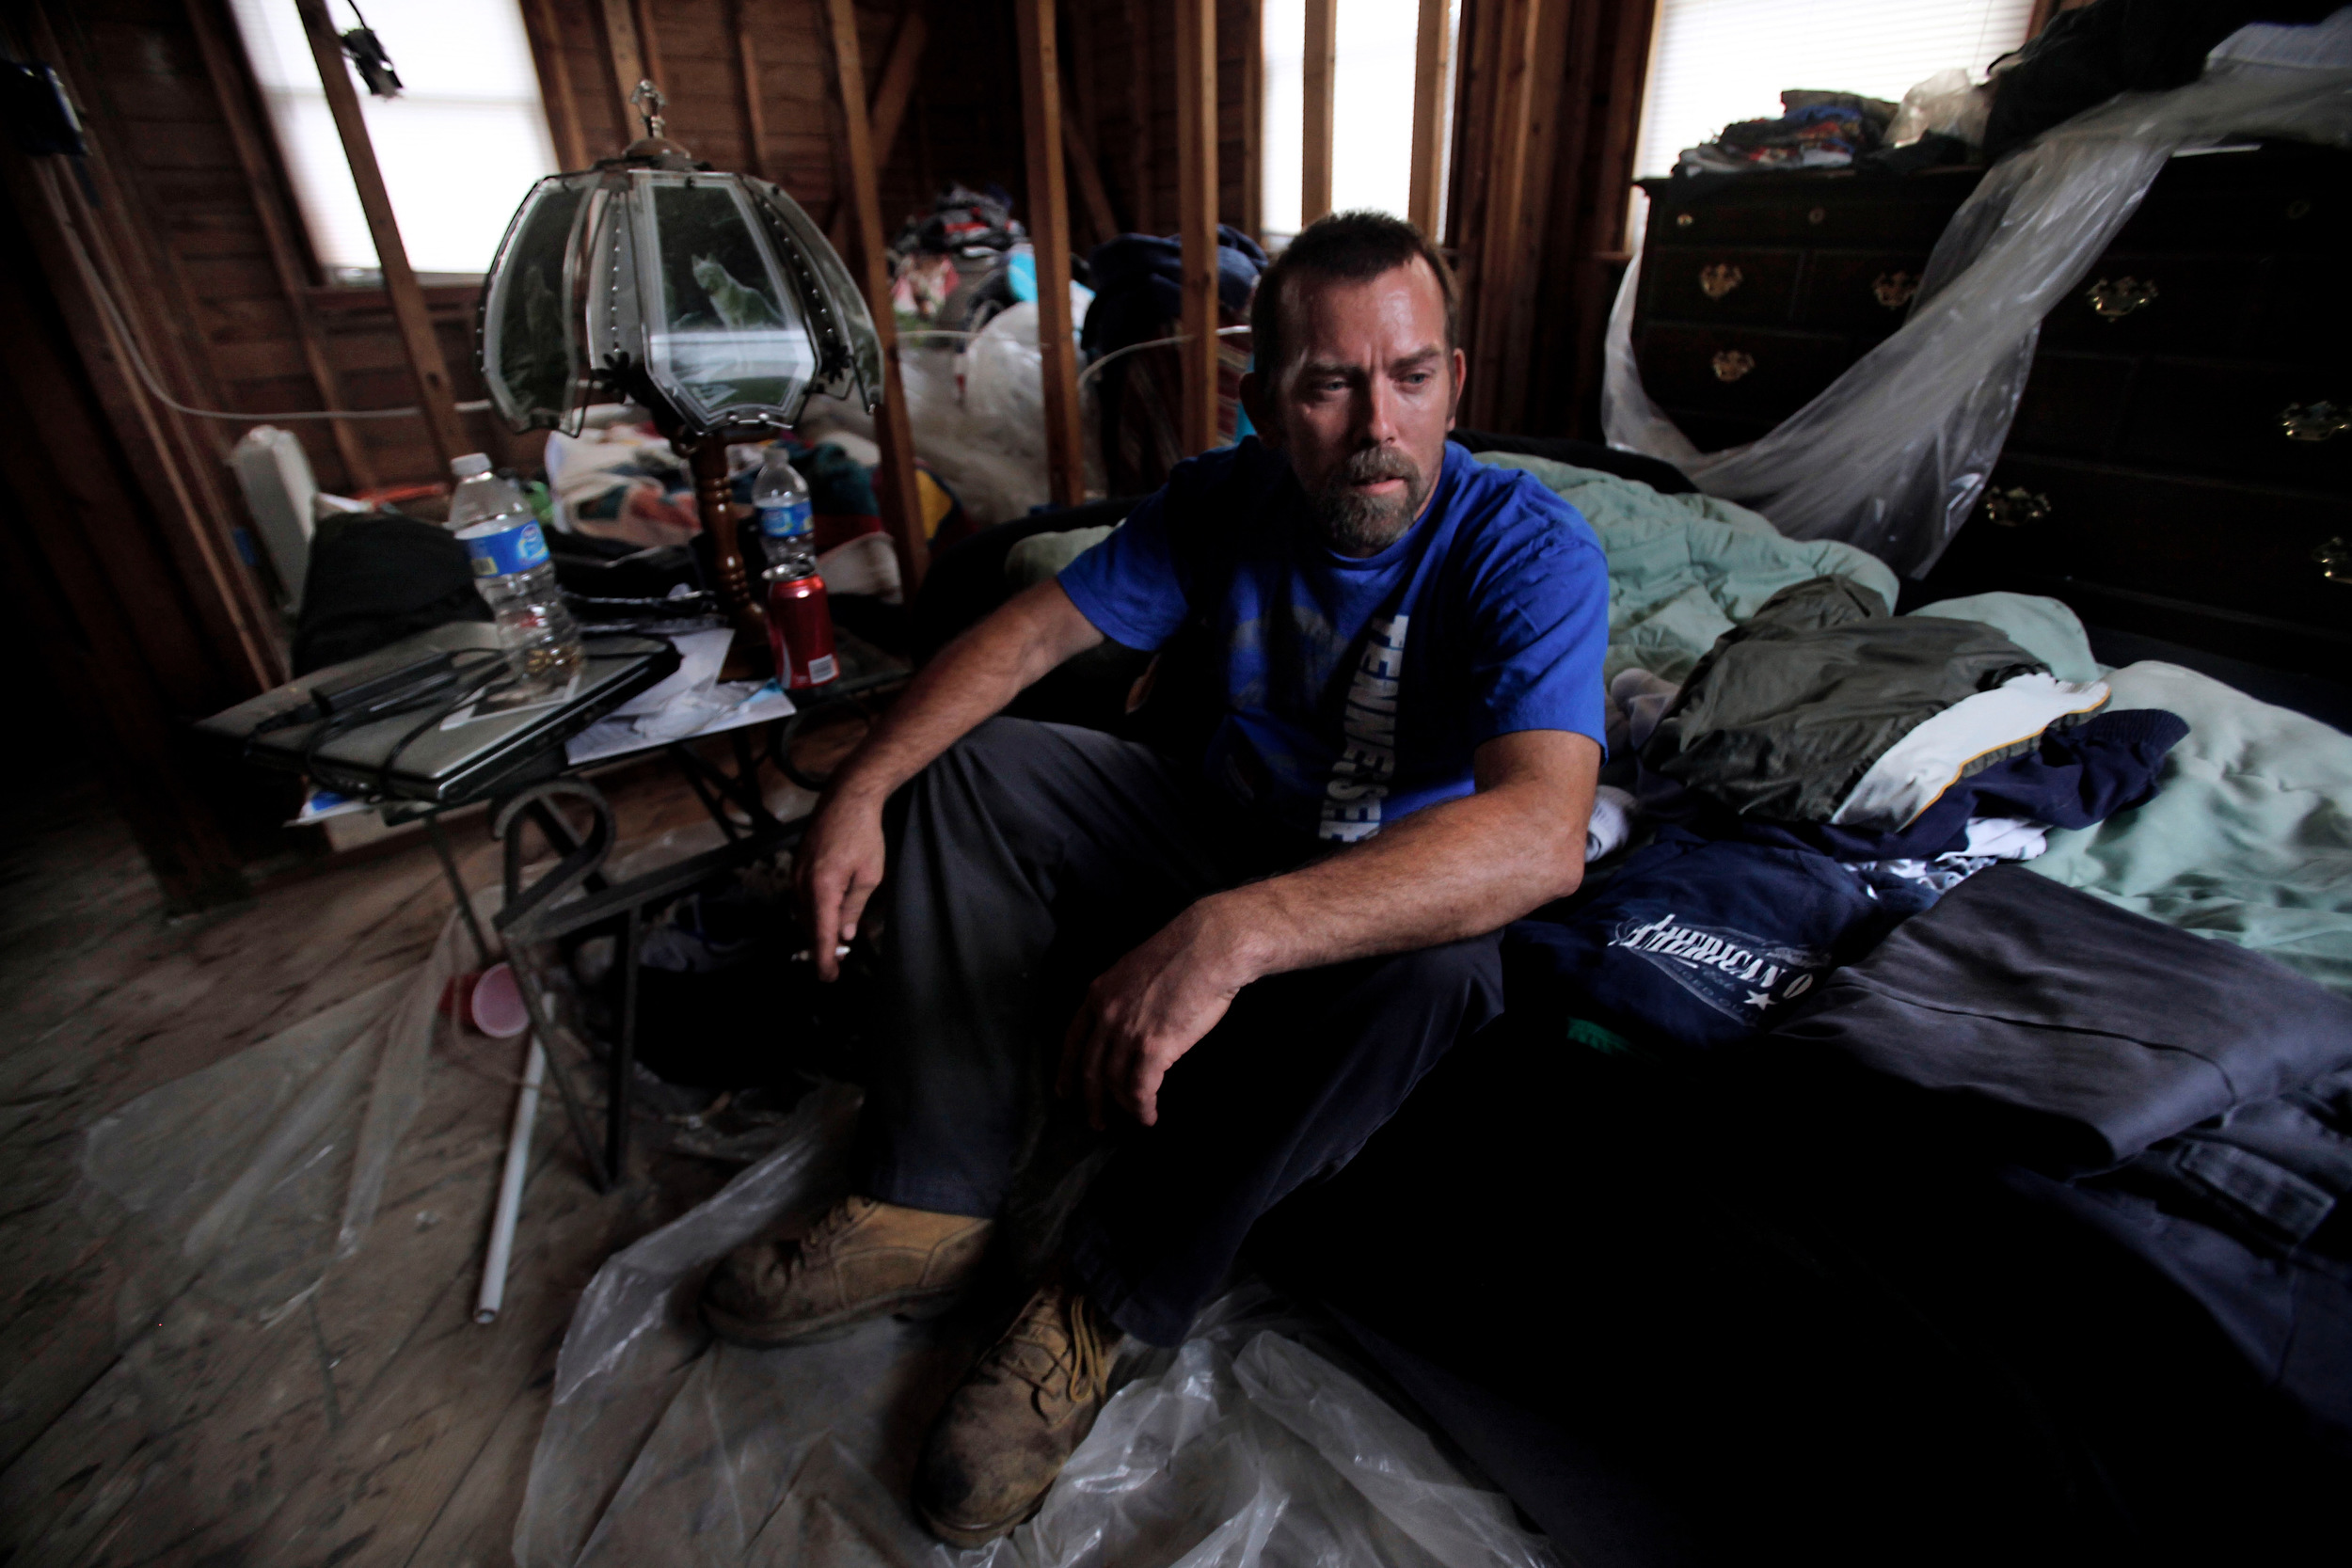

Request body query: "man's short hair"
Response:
[1248, 211, 1458, 393]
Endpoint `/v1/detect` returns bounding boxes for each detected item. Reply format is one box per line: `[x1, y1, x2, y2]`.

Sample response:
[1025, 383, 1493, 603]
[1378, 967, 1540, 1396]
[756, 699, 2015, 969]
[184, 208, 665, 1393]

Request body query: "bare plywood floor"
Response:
[0, 725, 861, 1567]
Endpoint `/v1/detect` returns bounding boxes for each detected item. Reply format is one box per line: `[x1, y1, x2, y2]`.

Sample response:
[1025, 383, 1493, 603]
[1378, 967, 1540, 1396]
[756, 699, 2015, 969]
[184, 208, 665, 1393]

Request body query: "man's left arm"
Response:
[1061, 728, 1599, 1128]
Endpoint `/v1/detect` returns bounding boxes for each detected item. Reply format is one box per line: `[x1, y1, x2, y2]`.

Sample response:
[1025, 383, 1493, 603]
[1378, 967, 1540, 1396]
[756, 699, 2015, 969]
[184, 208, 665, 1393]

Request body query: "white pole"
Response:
[475, 1034, 546, 1324]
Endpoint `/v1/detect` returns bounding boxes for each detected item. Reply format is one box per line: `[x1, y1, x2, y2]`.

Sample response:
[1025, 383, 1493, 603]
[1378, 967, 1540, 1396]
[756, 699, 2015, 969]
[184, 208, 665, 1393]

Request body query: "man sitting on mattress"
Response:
[700, 210, 1611, 1545]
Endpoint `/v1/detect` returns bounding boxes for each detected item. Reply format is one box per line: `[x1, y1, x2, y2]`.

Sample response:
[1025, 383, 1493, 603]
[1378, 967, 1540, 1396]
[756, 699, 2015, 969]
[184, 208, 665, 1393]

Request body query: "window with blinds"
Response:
[1632, 0, 2036, 184]
[230, 0, 558, 280]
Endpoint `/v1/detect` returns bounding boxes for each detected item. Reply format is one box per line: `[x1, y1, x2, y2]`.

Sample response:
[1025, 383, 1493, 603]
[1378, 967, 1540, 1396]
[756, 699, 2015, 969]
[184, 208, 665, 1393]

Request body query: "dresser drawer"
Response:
[2252, 249, 2352, 366]
[2119, 359, 2352, 489]
[1643, 169, 1979, 247]
[2039, 253, 2264, 355]
[1791, 249, 1933, 336]
[1641, 246, 1800, 325]
[1634, 324, 1849, 421]
[2007, 352, 2133, 460]
[1967, 456, 2352, 632]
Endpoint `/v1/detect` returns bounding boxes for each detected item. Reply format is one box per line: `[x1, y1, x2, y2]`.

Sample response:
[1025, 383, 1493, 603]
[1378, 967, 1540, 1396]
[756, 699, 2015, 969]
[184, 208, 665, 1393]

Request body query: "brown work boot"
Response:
[701, 1195, 993, 1348]
[914, 1279, 1117, 1546]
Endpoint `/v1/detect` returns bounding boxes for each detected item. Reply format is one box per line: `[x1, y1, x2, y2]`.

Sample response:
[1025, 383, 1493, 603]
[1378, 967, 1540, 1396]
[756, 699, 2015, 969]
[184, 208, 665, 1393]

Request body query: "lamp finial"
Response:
[629, 80, 667, 140]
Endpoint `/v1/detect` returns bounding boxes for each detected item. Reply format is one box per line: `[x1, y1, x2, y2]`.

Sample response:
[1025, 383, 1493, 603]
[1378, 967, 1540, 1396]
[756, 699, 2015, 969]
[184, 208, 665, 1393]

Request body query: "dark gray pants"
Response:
[855, 718, 1504, 1346]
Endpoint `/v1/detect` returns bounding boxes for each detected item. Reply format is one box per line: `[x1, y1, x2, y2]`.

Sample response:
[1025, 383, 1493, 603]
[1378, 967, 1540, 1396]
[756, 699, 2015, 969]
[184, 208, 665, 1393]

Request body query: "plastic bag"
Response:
[514, 1085, 1559, 1568]
[78, 897, 468, 1335]
[1604, 59, 2352, 577]
[1883, 67, 1992, 149]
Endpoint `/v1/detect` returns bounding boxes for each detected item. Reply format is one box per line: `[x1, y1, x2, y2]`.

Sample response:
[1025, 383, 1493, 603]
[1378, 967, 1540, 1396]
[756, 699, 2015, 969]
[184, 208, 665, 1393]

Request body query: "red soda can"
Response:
[764, 568, 839, 689]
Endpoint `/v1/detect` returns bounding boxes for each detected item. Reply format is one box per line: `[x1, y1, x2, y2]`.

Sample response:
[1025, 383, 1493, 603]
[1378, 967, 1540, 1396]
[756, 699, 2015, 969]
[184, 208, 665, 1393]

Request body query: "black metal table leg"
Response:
[609, 904, 640, 1177]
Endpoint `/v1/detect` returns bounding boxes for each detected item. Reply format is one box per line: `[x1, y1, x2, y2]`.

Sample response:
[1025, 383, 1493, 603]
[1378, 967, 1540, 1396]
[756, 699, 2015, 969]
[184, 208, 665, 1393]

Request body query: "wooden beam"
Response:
[1461, 0, 1541, 431]
[184, 0, 373, 489]
[294, 0, 468, 474]
[1301, 0, 1336, 224]
[1174, 0, 1218, 455]
[827, 7, 930, 255]
[630, 0, 667, 93]
[728, 0, 768, 178]
[1239, 0, 1263, 239]
[1016, 0, 1086, 506]
[596, 0, 647, 141]
[1061, 113, 1120, 248]
[1407, 0, 1454, 238]
[520, 0, 590, 170]
[1124, 0, 1152, 233]
[818, 0, 930, 591]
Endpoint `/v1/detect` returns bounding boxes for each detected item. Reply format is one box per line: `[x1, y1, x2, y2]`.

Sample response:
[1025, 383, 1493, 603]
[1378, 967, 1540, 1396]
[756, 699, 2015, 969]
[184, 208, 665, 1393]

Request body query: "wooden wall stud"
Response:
[1408, 0, 1454, 239]
[818, 0, 930, 591]
[1015, 0, 1087, 505]
[1301, 0, 1336, 225]
[293, 0, 469, 473]
[1174, 0, 1218, 455]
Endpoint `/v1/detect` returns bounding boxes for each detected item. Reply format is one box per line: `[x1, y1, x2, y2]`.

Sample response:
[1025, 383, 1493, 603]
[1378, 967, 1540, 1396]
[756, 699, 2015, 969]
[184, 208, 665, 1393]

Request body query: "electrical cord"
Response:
[55, 198, 492, 423]
[1076, 325, 1251, 394]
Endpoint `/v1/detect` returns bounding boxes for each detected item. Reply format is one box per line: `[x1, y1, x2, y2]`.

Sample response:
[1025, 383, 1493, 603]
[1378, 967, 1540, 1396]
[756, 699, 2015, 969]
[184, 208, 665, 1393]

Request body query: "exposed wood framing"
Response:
[1125, 0, 1153, 233]
[1062, 114, 1120, 249]
[184, 0, 373, 489]
[827, 8, 930, 254]
[630, 0, 668, 91]
[597, 0, 648, 134]
[1407, 0, 1454, 239]
[1174, 0, 1219, 454]
[294, 0, 468, 474]
[818, 0, 930, 590]
[1015, 0, 1087, 505]
[1454, 0, 1543, 430]
[521, 0, 591, 170]
[1301, 0, 1336, 225]
[727, 0, 769, 178]
[26, 9, 279, 683]
[1240, 0, 1263, 239]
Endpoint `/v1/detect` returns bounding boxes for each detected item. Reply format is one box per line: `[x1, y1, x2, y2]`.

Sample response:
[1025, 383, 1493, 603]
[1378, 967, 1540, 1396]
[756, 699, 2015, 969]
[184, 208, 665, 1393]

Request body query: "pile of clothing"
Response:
[1509, 574, 2186, 1053]
[887, 182, 1031, 332]
[1676, 89, 1899, 176]
[1082, 225, 1268, 494]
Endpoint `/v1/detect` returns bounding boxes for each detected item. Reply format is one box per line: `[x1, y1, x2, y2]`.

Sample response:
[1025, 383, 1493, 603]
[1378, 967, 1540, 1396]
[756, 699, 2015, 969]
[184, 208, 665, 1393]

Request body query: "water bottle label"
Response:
[757, 499, 813, 541]
[461, 519, 550, 578]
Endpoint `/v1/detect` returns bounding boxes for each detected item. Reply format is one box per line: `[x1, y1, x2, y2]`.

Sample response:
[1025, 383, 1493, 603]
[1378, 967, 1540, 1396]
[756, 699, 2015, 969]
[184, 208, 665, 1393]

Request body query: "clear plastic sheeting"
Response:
[515, 1085, 1559, 1568]
[1604, 58, 2352, 577]
[77, 897, 469, 1336]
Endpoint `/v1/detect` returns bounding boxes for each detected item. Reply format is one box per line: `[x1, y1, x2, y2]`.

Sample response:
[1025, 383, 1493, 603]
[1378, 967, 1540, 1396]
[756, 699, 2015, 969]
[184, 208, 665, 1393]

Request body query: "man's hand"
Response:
[794, 788, 886, 983]
[1057, 903, 1252, 1130]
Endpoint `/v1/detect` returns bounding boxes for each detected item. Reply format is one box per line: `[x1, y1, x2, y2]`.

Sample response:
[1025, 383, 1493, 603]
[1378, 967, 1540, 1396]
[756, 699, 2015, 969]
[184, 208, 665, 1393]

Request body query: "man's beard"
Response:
[1310, 445, 1431, 553]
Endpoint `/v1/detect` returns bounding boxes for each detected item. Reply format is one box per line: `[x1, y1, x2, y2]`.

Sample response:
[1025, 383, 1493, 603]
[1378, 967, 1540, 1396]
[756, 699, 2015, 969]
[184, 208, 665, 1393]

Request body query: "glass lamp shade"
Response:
[479, 166, 883, 438]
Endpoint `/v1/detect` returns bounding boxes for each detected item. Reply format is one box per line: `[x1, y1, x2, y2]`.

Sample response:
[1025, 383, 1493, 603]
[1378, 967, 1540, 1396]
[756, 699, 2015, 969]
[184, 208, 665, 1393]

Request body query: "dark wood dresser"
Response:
[1632, 145, 2349, 676]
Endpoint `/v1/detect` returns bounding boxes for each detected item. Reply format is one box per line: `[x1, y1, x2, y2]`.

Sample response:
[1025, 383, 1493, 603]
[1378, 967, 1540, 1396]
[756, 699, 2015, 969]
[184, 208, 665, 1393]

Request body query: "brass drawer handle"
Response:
[1711, 349, 1756, 383]
[2280, 401, 2348, 443]
[1872, 271, 1919, 311]
[2086, 277, 2158, 321]
[1982, 487, 2052, 528]
[1698, 263, 1743, 300]
[2316, 537, 2352, 585]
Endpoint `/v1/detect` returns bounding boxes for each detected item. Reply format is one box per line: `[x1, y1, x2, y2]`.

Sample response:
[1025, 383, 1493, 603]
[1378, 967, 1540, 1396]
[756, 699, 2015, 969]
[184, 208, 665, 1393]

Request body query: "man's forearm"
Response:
[1179, 736, 1600, 990]
[827, 579, 1104, 807]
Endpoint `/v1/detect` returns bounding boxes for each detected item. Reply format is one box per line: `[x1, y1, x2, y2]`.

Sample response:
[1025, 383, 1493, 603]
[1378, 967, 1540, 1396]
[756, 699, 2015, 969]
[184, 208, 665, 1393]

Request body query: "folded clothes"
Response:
[1505, 828, 1899, 1054]
[1770, 866, 2352, 1173]
[1727, 707, 2190, 862]
[1643, 576, 2102, 826]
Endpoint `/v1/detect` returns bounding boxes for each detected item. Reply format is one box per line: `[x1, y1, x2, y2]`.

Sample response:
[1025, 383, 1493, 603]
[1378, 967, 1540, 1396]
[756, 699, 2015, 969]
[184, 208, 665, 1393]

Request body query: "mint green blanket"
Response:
[1496, 455, 2352, 997]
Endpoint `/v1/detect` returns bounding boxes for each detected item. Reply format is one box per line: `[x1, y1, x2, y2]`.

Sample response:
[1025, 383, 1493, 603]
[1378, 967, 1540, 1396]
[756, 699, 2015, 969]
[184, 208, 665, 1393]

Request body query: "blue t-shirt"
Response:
[1057, 437, 1609, 842]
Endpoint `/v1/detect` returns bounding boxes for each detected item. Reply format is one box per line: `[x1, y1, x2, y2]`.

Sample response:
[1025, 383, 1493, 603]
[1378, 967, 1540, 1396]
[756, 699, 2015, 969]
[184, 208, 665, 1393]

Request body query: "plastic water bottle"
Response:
[447, 453, 582, 700]
[751, 447, 817, 578]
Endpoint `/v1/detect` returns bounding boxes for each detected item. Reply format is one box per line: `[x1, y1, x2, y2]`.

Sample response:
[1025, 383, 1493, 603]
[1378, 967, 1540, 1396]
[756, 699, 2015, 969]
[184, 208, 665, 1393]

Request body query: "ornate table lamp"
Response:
[478, 83, 883, 665]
